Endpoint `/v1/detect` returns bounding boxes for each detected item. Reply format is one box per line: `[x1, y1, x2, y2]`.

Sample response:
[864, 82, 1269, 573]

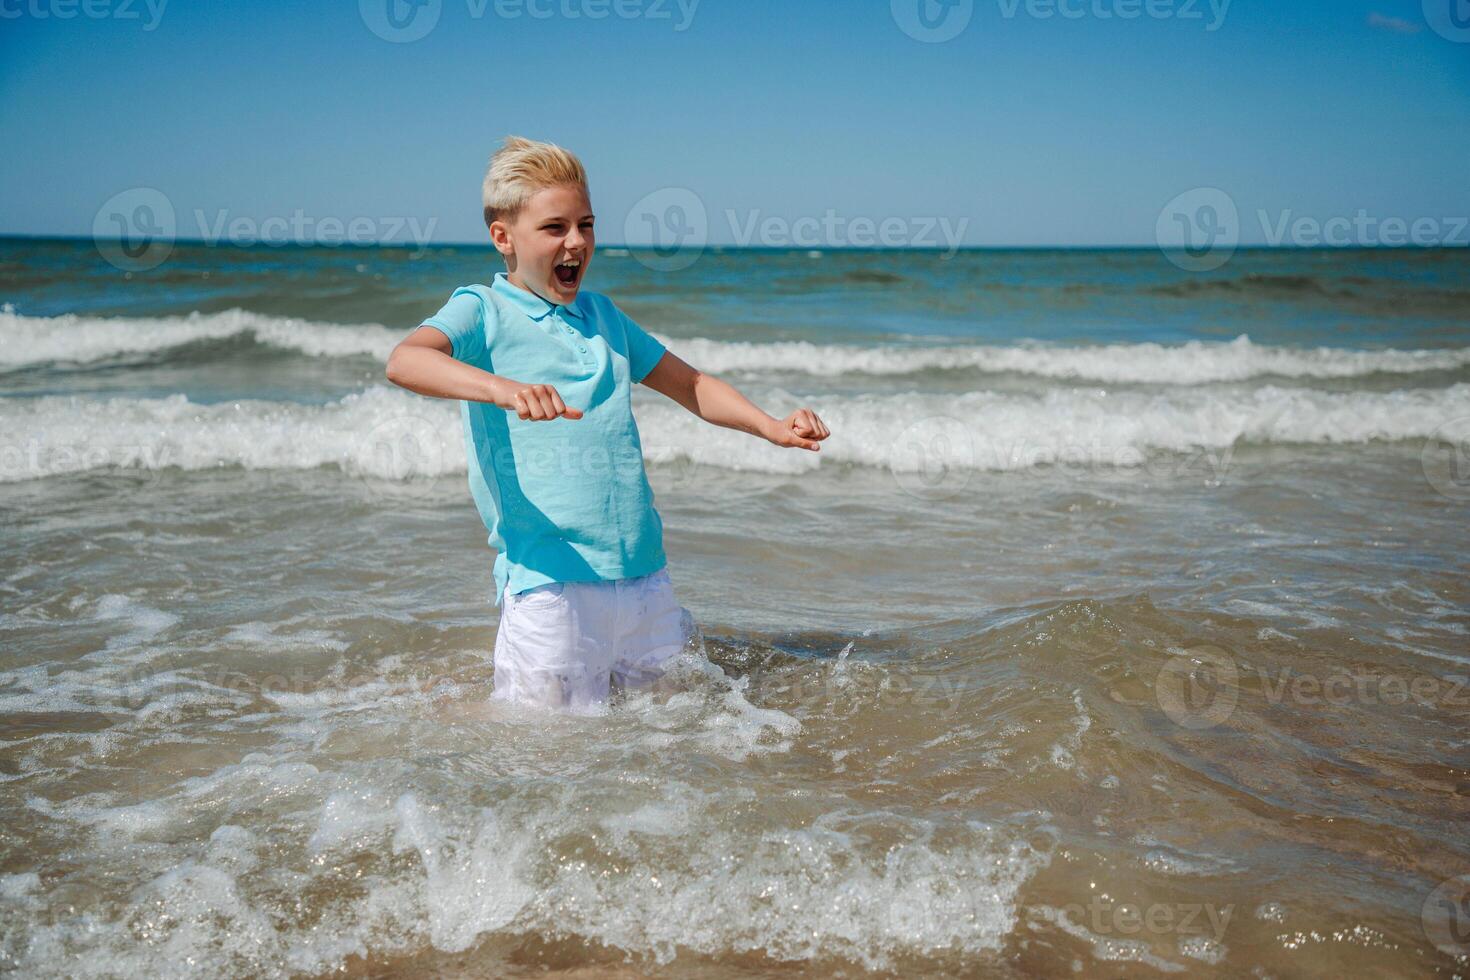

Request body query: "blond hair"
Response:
[482, 136, 588, 229]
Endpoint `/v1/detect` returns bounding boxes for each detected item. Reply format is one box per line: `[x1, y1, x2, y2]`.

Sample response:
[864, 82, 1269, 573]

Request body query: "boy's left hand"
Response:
[766, 408, 830, 451]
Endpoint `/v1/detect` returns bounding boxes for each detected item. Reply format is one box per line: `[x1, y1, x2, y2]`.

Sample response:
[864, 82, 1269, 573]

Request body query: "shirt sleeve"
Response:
[422, 288, 488, 363]
[619, 307, 668, 383]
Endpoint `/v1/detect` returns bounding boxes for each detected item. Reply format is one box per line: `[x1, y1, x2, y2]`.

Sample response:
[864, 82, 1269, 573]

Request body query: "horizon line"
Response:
[3, 234, 1468, 254]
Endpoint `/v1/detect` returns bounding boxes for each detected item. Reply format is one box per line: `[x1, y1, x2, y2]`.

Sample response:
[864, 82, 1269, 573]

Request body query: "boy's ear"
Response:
[489, 220, 513, 256]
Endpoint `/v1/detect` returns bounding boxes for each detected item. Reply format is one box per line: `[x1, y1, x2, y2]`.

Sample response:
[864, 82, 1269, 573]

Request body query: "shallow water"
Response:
[1, 240, 1468, 976]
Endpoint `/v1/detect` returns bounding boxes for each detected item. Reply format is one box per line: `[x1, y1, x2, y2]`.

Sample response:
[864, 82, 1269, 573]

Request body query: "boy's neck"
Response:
[506, 270, 565, 309]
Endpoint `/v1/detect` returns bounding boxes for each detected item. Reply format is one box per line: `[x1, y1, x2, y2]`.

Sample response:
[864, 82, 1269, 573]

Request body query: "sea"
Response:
[1, 237, 1467, 977]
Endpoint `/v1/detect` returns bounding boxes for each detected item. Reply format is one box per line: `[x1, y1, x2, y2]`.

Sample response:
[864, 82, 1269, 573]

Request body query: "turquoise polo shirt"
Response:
[422, 272, 670, 606]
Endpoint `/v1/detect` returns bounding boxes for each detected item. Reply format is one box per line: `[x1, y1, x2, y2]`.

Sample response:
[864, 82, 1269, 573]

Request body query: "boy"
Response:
[385, 136, 831, 712]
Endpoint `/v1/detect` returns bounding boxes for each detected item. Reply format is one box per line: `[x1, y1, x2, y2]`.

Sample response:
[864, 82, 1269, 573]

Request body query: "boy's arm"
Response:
[639, 350, 829, 451]
[385, 326, 582, 421]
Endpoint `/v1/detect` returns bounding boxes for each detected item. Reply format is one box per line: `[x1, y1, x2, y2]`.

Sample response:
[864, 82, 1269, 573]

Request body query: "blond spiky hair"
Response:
[482, 136, 589, 229]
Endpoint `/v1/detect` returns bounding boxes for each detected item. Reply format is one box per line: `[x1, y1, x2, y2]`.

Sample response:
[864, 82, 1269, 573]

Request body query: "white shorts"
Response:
[490, 566, 695, 712]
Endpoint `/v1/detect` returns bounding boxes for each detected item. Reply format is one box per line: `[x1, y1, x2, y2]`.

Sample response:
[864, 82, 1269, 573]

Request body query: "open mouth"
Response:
[553, 259, 582, 288]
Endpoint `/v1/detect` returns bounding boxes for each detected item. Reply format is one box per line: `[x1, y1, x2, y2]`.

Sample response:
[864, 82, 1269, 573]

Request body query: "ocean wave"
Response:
[1, 383, 1465, 483]
[1150, 273, 1346, 298]
[0, 308, 400, 368]
[4, 308, 1469, 384]
[667, 333, 1470, 382]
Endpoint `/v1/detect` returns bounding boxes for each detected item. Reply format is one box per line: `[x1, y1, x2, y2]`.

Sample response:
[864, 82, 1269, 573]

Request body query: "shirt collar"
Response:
[491, 271, 584, 320]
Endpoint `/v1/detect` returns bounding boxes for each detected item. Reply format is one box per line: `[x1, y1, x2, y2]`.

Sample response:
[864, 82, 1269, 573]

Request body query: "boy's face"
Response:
[493, 184, 594, 306]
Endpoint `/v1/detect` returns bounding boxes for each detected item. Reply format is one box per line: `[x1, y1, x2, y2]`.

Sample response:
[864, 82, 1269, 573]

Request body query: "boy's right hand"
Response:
[496, 381, 584, 421]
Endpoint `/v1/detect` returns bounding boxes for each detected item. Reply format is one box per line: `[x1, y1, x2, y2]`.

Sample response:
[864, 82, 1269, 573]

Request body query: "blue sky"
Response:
[1, 0, 1466, 247]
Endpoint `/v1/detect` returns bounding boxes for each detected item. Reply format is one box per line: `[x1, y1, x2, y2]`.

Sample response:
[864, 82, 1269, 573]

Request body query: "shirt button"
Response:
[578, 345, 587, 353]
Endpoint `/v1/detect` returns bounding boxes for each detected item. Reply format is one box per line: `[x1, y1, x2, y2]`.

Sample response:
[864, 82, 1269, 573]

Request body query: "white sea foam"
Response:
[1, 789, 1047, 977]
[0, 647, 1040, 976]
[667, 332, 1470, 383]
[0, 308, 399, 366]
[1, 382, 1464, 483]
[4, 308, 1469, 383]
